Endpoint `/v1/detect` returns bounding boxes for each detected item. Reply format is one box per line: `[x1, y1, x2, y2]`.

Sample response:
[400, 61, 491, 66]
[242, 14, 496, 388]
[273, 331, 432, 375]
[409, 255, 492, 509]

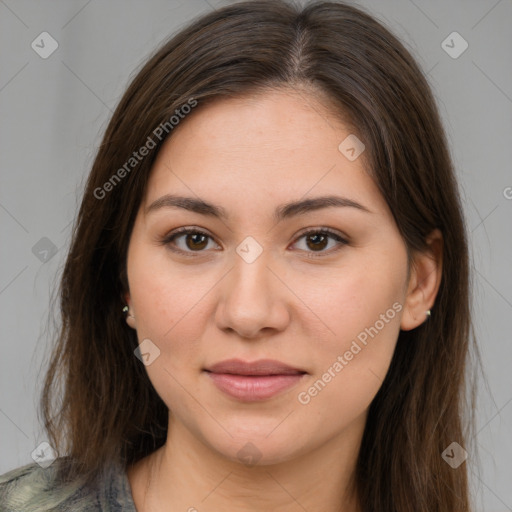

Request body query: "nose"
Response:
[214, 249, 291, 339]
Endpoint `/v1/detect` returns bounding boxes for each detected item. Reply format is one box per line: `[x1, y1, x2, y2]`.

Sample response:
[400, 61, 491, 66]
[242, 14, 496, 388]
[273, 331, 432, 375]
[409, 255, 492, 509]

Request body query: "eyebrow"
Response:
[145, 194, 373, 221]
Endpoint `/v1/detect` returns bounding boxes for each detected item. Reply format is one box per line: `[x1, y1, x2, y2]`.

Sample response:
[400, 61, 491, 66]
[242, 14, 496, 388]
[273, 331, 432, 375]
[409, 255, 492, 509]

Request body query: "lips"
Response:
[205, 358, 306, 376]
[204, 359, 307, 401]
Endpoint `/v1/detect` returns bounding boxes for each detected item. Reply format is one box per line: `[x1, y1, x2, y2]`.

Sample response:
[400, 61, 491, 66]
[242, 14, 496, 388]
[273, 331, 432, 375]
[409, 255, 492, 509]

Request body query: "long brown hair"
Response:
[41, 1, 476, 510]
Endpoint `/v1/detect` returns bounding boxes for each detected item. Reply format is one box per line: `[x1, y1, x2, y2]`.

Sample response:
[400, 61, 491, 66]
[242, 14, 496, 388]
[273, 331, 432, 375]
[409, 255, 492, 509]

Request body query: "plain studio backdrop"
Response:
[0, 0, 511, 510]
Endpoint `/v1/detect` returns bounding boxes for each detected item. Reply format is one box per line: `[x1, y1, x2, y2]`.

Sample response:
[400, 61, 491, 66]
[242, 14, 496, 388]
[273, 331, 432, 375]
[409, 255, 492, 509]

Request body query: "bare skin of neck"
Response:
[127, 413, 364, 512]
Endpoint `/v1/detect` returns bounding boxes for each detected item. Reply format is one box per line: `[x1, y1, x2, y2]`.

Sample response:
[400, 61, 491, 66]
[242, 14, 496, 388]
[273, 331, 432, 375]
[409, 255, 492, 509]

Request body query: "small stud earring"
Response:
[122, 305, 135, 319]
[426, 309, 431, 318]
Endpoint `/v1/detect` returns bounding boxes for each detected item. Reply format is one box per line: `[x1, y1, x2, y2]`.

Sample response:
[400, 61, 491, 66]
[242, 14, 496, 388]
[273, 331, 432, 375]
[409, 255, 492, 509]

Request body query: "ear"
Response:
[400, 229, 443, 331]
[123, 291, 137, 330]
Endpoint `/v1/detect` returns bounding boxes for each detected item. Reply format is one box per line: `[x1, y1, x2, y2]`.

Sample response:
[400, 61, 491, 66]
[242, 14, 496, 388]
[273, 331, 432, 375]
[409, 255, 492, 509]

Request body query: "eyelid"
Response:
[160, 226, 349, 257]
[289, 227, 349, 258]
[159, 226, 220, 256]
[293, 226, 349, 244]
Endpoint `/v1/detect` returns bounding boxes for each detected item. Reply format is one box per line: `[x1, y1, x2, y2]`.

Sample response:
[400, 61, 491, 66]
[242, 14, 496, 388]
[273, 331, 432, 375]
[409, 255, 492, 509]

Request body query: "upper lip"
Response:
[205, 358, 306, 376]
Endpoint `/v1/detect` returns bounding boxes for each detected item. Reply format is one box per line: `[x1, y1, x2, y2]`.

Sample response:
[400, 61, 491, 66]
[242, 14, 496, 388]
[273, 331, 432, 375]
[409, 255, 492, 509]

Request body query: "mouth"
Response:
[203, 359, 307, 401]
[204, 358, 307, 376]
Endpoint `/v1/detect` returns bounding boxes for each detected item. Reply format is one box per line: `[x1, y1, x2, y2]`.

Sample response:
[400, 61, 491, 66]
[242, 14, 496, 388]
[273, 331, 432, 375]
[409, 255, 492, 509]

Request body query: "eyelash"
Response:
[159, 226, 348, 259]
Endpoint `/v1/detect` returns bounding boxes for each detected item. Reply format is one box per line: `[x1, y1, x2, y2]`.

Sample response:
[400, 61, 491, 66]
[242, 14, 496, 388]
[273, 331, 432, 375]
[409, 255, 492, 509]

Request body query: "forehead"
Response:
[143, 89, 390, 220]
[169, 88, 355, 153]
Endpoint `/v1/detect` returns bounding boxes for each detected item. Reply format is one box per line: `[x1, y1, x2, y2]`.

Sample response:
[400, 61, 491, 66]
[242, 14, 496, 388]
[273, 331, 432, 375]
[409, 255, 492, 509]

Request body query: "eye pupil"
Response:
[306, 234, 328, 251]
[186, 233, 208, 250]
[167, 229, 343, 256]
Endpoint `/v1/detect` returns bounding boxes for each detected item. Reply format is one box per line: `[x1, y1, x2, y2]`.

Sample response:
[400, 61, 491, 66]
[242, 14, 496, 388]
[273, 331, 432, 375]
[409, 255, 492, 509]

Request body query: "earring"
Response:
[122, 305, 135, 319]
[425, 309, 431, 319]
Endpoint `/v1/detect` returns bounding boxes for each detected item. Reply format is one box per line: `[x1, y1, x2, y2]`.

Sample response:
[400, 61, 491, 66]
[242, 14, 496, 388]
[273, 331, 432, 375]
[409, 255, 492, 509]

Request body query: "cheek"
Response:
[126, 252, 212, 411]
[292, 308, 402, 437]
[293, 254, 405, 406]
[128, 237, 185, 326]
[299, 254, 404, 341]
[131, 283, 201, 347]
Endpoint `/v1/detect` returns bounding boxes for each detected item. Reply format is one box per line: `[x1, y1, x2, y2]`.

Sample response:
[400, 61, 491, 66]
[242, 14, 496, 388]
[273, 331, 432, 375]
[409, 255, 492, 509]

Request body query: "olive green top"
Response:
[0, 458, 136, 511]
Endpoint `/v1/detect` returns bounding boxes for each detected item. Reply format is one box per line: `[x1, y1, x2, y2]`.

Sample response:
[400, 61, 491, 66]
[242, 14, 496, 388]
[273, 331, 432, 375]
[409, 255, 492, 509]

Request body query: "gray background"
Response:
[0, 0, 511, 509]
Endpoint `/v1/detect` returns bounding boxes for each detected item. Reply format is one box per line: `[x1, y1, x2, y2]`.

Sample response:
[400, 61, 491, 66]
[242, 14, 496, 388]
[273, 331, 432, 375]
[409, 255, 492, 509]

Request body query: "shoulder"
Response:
[0, 458, 136, 512]
[0, 460, 86, 512]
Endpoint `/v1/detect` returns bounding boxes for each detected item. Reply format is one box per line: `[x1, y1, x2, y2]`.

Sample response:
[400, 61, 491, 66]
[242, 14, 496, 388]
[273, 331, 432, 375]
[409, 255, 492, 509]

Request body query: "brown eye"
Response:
[162, 227, 347, 258]
[292, 228, 348, 256]
[305, 233, 329, 251]
[184, 232, 208, 250]
[163, 228, 219, 254]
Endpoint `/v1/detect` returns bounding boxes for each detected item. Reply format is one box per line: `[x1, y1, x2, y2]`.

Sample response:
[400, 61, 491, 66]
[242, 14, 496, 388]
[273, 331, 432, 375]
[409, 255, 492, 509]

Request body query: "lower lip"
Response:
[205, 372, 306, 401]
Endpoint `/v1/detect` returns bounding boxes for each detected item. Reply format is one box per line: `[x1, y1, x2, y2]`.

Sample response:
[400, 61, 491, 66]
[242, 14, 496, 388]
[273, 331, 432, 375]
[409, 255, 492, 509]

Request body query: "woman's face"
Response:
[125, 89, 411, 465]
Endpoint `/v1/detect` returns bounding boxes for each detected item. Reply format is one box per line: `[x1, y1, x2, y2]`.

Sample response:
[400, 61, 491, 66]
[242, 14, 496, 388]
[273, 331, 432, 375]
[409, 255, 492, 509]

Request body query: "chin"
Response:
[205, 427, 304, 468]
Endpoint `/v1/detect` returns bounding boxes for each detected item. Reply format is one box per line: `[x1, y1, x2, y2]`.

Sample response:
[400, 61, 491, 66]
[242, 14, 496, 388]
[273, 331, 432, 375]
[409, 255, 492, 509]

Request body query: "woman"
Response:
[0, 1, 475, 510]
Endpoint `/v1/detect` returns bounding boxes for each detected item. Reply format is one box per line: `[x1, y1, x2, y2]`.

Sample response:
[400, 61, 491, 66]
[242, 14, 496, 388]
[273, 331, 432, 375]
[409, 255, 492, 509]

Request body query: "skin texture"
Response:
[124, 89, 443, 512]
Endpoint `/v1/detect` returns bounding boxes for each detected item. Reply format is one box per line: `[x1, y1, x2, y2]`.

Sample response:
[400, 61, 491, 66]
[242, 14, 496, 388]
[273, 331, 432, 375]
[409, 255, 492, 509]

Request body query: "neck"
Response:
[130, 412, 364, 512]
